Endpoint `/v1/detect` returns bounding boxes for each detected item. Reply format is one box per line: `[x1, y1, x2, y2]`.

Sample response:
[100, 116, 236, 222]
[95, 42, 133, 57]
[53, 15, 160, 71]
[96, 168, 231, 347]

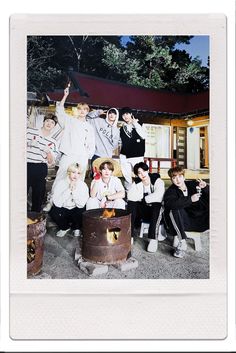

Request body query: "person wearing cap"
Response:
[119, 107, 147, 191]
[163, 166, 209, 258]
[86, 107, 120, 168]
[27, 113, 58, 212]
[86, 160, 126, 210]
[127, 162, 165, 252]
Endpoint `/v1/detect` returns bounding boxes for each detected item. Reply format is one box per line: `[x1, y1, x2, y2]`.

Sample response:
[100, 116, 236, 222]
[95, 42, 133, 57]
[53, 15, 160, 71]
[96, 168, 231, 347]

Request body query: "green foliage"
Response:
[27, 35, 209, 94]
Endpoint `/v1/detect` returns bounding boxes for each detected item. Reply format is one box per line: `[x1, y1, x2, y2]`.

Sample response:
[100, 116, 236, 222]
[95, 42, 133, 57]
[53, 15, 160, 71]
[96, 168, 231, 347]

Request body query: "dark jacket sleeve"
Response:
[164, 187, 193, 210]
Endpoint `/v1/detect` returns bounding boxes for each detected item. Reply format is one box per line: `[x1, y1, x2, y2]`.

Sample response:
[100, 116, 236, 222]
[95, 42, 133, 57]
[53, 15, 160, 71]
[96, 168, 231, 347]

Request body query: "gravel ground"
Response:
[29, 222, 209, 280]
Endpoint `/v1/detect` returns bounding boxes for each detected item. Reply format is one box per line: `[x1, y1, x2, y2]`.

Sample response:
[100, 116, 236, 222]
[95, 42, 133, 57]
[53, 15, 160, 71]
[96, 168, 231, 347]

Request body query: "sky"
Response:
[121, 35, 209, 67]
[175, 36, 209, 66]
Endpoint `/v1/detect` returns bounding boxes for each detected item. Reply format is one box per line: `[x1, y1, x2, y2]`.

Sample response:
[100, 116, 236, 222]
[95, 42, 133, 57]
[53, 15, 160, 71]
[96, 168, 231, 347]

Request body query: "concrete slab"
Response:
[79, 261, 109, 276]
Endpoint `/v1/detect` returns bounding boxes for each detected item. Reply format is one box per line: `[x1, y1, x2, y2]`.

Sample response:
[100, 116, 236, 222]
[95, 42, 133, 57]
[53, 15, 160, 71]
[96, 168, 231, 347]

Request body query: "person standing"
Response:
[27, 114, 58, 212]
[119, 107, 146, 191]
[55, 85, 95, 181]
[87, 107, 120, 165]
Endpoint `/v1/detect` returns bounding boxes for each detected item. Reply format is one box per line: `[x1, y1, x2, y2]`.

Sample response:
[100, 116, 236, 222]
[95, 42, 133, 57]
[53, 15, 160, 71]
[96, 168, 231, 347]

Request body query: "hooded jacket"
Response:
[127, 173, 165, 204]
[87, 108, 120, 158]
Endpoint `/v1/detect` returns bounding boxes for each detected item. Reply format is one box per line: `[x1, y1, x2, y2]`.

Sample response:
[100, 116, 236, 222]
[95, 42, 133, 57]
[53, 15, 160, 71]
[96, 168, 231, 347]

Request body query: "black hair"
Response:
[43, 113, 58, 125]
[120, 107, 132, 116]
[133, 162, 149, 176]
[108, 108, 117, 115]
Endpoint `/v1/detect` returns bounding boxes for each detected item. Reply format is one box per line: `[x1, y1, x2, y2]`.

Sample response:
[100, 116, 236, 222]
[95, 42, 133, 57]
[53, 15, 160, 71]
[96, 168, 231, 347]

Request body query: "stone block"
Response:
[114, 257, 139, 272]
[79, 261, 109, 276]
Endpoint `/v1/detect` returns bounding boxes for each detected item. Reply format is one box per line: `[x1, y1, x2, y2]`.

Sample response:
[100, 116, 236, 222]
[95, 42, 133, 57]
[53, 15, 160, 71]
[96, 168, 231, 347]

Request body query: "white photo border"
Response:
[10, 14, 227, 339]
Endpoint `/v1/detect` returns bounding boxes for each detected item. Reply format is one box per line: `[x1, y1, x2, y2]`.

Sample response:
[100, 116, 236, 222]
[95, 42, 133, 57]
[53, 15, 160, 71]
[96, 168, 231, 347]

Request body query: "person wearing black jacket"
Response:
[127, 162, 165, 252]
[119, 107, 146, 191]
[164, 166, 209, 258]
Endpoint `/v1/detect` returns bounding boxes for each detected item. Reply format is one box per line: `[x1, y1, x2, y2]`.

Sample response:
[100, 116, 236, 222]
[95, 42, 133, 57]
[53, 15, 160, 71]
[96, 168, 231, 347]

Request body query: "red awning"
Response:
[47, 72, 209, 115]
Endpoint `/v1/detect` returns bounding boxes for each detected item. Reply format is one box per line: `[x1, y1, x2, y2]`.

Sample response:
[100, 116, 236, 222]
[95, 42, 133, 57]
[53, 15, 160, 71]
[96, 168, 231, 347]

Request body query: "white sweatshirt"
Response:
[56, 104, 95, 159]
[127, 177, 165, 204]
[52, 177, 89, 209]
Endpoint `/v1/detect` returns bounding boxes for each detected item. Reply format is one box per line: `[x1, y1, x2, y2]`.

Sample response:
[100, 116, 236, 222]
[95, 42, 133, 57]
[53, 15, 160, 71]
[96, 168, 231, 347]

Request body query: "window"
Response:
[144, 124, 170, 158]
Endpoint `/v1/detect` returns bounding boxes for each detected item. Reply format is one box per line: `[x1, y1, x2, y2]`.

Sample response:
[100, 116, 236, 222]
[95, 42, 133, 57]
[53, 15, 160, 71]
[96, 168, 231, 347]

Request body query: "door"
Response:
[176, 127, 187, 168]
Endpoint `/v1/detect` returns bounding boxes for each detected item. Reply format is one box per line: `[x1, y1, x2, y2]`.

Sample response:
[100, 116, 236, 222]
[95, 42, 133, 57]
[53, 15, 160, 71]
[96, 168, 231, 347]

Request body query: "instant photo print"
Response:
[10, 14, 227, 339]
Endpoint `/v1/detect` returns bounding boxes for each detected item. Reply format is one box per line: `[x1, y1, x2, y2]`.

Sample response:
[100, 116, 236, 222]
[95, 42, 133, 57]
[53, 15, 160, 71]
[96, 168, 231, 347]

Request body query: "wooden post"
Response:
[204, 126, 209, 168]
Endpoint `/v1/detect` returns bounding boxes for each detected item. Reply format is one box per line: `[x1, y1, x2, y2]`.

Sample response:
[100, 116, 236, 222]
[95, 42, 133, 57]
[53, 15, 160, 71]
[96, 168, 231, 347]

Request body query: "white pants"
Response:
[86, 197, 126, 210]
[119, 155, 144, 190]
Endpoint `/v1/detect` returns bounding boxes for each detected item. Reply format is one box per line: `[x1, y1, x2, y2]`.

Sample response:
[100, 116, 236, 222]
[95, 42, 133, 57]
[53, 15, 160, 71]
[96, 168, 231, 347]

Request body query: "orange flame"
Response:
[102, 208, 115, 218]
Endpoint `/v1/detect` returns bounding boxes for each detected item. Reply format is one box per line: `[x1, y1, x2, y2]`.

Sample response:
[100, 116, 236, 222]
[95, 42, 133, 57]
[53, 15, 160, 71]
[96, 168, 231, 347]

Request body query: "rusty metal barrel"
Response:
[82, 209, 131, 264]
[27, 212, 46, 275]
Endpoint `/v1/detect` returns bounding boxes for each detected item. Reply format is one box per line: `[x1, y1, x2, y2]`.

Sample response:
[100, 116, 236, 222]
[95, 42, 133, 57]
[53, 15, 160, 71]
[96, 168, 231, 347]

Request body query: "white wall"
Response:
[187, 127, 200, 169]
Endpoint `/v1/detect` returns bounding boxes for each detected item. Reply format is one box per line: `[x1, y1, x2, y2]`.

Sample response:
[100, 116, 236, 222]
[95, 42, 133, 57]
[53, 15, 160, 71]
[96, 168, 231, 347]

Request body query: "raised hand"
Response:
[191, 193, 201, 202]
[197, 178, 207, 189]
[93, 166, 101, 180]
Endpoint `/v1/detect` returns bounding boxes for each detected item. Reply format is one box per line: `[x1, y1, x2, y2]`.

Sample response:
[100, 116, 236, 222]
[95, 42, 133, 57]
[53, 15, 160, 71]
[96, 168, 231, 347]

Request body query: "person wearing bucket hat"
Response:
[86, 107, 120, 167]
[119, 107, 147, 191]
[86, 160, 126, 210]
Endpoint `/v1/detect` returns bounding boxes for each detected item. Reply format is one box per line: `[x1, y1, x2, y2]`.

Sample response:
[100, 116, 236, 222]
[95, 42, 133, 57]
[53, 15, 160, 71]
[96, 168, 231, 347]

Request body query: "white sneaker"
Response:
[147, 239, 158, 253]
[158, 226, 167, 241]
[179, 239, 187, 251]
[173, 248, 185, 258]
[173, 236, 179, 248]
[43, 202, 52, 212]
[56, 229, 70, 238]
[73, 229, 81, 237]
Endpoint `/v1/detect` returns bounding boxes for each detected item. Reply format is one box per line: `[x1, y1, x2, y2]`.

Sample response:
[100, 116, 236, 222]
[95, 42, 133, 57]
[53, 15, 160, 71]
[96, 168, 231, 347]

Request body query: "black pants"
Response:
[27, 162, 48, 212]
[49, 204, 85, 231]
[127, 201, 162, 239]
[164, 208, 209, 240]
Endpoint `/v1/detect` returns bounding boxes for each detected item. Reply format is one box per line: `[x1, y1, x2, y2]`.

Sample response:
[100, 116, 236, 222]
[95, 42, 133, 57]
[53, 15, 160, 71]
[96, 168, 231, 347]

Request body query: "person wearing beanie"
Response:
[27, 113, 58, 212]
[119, 107, 147, 191]
[86, 107, 120, 168]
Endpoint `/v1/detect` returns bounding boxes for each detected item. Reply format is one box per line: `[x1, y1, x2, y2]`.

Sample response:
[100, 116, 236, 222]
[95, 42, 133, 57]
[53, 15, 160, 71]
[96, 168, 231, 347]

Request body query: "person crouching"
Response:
[86, 160, 126, 210]
[163, 166, 209, 258]
[49, 163, 89, 237]
[127, 162, 165, 252]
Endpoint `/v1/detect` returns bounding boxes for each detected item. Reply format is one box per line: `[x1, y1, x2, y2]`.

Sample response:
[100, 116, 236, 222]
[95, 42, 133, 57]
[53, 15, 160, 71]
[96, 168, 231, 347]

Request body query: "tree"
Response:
[27, 36, 63, 92]
[27, 35, 209, 94]
[102, 35, 209, 92]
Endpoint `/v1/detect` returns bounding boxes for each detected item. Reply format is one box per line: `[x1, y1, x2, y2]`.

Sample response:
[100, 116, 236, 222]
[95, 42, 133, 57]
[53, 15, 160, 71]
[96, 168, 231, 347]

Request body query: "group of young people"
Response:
[27, 86, 209, 258]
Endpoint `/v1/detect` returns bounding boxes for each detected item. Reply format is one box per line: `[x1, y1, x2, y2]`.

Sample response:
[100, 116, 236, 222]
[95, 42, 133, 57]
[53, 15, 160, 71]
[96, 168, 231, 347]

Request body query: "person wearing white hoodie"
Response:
[86, 107, 120, 169]
[127, 162, 165, 253]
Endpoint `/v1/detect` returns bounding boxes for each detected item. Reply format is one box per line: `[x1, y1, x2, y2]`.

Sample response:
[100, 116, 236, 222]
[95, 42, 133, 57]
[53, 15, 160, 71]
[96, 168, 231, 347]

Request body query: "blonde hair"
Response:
[76, 102, 90, 111]
[67, 163, 82, 175]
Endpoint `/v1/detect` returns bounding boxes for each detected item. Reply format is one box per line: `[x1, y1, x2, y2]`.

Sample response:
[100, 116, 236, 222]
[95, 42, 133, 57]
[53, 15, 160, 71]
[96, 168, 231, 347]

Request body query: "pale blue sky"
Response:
[175, 36, 209, 67]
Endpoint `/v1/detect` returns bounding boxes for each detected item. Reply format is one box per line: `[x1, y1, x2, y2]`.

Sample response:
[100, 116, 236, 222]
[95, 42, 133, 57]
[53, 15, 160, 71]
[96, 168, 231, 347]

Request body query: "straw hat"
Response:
[92, 157, 123, 177]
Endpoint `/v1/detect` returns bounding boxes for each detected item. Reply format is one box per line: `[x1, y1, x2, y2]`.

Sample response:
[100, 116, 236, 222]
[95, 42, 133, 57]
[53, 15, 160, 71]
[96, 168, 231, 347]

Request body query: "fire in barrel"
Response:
[82, 208, 131, 264]
[27, 212, 46, 276]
